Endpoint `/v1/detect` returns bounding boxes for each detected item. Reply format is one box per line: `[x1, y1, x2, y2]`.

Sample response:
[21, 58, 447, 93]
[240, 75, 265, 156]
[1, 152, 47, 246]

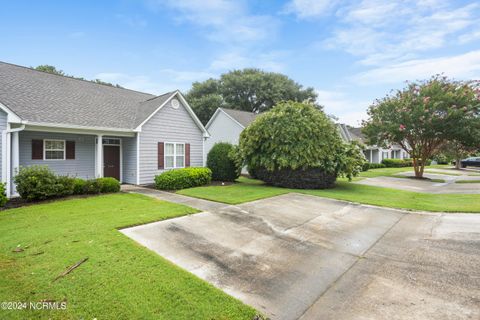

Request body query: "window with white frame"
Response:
[44, 140, 65, 160]
[165, 143, 185, 168]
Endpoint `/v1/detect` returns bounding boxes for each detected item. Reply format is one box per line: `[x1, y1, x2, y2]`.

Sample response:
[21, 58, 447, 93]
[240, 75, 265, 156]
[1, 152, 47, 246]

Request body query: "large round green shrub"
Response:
[239, 101, 364, 189]
[207, 142, 241, 181]
[14, 166, 61, 200]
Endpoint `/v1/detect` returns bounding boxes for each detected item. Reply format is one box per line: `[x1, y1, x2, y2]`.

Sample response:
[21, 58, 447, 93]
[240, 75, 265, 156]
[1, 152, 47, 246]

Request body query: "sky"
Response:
[1, 0, 480, 126]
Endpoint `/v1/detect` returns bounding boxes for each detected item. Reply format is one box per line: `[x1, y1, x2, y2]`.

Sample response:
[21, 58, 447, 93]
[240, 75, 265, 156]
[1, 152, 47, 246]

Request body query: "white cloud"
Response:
[209, 50, 286, 72]
[146, 0, 277, 44]
[95, 69, 214, 94]
[353, 50, 480, 84]
[321, 1, 480, 66]
[316, 89, 370, 126]
[283, 0, 338, 19]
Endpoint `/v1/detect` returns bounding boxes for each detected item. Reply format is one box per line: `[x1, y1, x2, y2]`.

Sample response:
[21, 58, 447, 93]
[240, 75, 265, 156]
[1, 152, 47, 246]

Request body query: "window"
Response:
[382, 151, 389, 160]
[102, 138, 120, 145]
[44, 140, 65, 160]
[165, 143, 185, 169]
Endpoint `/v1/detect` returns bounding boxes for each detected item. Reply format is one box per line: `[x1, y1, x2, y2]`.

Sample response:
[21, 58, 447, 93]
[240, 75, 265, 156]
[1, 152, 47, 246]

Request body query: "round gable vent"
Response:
[171, 98, 180, 109]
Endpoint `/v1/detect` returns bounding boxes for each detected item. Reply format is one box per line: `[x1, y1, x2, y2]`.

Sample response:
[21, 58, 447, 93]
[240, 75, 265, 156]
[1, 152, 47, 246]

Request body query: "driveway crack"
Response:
[298, 212, 408, 320]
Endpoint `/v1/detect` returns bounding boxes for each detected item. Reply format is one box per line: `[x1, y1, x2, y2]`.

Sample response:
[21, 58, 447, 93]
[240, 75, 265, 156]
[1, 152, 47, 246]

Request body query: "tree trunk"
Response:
[412, 157, 424, 178]
[455, 157, 461, 170]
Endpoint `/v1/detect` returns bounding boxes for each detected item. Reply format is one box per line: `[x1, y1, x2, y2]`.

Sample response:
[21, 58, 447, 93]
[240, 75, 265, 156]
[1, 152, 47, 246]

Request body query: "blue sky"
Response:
[1, 0, 480, 125]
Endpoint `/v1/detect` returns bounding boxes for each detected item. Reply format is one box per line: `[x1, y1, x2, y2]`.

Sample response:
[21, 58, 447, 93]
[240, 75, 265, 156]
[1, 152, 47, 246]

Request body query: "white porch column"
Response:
[369, 149, 372, 163]
[5, 131, 11, 197]
[11, 131, 19, 195]
[96, 135, 103, 178]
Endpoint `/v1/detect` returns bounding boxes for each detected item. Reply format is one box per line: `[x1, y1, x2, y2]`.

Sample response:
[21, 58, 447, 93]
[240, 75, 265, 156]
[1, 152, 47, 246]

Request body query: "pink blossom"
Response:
[399, 124, 406, 131]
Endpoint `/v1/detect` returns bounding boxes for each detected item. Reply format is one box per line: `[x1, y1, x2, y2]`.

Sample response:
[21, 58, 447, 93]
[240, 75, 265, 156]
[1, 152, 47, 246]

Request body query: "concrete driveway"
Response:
[121, 193, 480, 320]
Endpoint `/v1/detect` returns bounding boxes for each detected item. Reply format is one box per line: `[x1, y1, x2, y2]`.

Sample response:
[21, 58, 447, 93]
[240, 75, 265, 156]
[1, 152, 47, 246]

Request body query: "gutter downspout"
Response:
[4, 124, 25, 197]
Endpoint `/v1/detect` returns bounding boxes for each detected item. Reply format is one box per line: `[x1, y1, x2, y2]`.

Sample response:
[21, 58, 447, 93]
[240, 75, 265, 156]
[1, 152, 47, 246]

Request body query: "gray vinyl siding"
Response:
[138, 97, 204, 185]
[0, 110, 7, 181]
[204, 111, 244, 159]
[19, 131, 96, 179]
[122, 136, 137, 184]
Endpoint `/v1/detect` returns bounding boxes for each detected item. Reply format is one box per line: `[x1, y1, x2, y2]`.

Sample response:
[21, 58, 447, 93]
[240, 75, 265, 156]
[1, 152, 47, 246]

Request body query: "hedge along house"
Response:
[337, 124, 409, 163]
[0, 61, 209, 197]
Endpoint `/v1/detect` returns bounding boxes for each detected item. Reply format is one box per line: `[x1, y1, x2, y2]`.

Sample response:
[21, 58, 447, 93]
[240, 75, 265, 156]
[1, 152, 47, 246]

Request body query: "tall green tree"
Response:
[33, 65, 122, 88]
[35, 65, 66, 76]
[363, 76, 480, 178]
[186, 69, 318, 124]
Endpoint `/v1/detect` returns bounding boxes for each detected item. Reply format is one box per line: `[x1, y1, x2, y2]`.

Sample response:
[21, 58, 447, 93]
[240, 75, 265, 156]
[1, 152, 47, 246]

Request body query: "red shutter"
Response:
[66, 141, 75, 159]
[32, 140, 43, 160]
[185, 143, 190, 167]
[158, 142, 164, 169]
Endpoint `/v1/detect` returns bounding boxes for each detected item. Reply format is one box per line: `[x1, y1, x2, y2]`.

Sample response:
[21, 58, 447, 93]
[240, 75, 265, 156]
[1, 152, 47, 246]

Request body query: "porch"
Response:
[3, 124, 138, 197]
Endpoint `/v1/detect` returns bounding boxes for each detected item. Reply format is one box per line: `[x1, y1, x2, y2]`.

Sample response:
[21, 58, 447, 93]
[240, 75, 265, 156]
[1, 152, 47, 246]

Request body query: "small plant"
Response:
[56, 176, 76, 197]
[207, 142, 241, 182]
[155, 167, 212, 190]
[84, 179, 101, 194]
[14, 166, 59, 201]
[97, 177, 121, 193]
[0, 183, 7, 207]
[363, 163, 386, 171]
[73, 178, 87, 194]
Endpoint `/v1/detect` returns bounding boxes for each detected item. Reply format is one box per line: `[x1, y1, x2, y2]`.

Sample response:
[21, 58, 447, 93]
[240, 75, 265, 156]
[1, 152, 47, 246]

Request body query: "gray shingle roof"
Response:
[220, 108, 259, 127]
[347, 127, 365, 143]
[0, 61, 176, 130]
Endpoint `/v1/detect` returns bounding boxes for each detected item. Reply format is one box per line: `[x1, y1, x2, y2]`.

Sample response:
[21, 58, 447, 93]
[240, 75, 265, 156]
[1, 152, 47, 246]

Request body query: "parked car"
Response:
[460, 157, 480, 168]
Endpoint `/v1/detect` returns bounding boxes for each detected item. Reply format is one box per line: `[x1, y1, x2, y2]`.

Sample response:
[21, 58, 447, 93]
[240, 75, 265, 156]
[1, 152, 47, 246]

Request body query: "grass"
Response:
[455, 180, 480, 184]
[0, 193, 257, 320]
[178, 176, 480, 212]
[357, 164, 449, 179]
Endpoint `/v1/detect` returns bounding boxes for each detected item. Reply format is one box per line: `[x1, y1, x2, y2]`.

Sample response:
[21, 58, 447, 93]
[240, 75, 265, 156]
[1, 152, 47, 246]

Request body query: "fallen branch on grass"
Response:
[53, 257, 88, 282]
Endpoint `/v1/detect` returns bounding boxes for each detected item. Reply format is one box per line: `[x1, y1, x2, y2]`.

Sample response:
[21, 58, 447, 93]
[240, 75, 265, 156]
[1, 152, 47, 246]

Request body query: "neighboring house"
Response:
[337, 124, 409, 164]
[0, 61, 209, 197]
[204, 107, 258, 157]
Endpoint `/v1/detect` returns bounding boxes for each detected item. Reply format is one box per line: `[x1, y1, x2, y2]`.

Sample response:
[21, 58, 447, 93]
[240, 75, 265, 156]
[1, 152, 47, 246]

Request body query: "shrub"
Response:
[207, 143, 241, 182]
[255, 167, 336, 189]
[363, 163, 386, 171]
[155, 167, 212, 190]
[0, 183, 7, 207]
[73, 178, 87, 194]
[381, 158, 410, 167]
[84, 179, 101, 194]
[239, 101, 364, 189]
[97, 177, 121, 193]
[56, 176, 75, 197]
[14, 166, 60, 201]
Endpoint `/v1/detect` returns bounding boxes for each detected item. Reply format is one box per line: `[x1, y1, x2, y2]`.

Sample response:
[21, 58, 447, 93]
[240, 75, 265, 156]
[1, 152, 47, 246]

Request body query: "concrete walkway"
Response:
[121, 185, 227, 212]
[355, 170, 480, 194]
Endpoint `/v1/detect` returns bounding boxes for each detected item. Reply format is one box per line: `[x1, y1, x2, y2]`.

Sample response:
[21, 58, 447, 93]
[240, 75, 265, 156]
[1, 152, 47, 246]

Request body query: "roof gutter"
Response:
[7, 124, 25, 133]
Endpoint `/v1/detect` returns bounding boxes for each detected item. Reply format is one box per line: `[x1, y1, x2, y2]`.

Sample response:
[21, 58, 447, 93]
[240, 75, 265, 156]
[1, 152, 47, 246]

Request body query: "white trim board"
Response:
[205, 108, 245, 131]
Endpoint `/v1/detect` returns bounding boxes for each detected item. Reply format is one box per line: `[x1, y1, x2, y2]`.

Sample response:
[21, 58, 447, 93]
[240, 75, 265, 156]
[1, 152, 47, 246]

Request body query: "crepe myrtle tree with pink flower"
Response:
[363, 75, 480, 178]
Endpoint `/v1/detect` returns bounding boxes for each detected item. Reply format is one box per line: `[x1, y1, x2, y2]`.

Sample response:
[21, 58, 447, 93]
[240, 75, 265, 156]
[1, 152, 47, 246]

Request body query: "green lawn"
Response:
[0, 193, 257, 320]
[357, 165, 449, 179]
[455, 180, 480, 184]
[178, 176, 480, 212]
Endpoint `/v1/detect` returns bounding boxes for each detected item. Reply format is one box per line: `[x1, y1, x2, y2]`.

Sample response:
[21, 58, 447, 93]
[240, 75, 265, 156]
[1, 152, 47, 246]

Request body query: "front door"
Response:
[103, 145, 120, 181]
